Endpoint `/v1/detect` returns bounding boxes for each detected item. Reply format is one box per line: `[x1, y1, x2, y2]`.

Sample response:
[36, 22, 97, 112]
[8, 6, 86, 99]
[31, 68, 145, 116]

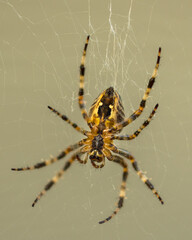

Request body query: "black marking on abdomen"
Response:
[97, 87, 115, 119]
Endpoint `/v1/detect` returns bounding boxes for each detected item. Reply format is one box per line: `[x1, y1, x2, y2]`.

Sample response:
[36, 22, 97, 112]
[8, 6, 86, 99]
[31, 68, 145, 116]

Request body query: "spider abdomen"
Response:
[88, 87, 125, 130]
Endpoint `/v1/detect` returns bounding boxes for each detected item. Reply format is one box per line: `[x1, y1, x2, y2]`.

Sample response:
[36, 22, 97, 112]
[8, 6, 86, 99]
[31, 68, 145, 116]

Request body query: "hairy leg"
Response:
[48, 106, 88, 135]
[32, 152, 80, 207]
[113, 103, 158, 140]
[113, 148, 164, 204]
[106, 47, 161, 134]
[99, 155, 128, 224]
[11, 140, 85, 171]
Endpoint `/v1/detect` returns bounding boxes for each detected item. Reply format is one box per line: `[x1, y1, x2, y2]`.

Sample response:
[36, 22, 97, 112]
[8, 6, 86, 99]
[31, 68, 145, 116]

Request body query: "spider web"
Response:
[1, 0, 192, 240]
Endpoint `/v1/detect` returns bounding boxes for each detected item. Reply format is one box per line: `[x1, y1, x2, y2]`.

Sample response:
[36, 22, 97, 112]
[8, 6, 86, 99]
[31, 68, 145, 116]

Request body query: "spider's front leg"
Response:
[32, 151, 85, 207]
[11, 140, 85, 171]
[99, 155, 128, 224]
[113, 147, 164, 205]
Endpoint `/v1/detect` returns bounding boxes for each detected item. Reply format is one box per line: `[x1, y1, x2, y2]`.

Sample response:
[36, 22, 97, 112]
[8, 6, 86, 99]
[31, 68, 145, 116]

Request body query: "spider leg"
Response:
[113, 103, 158, 141]
[113, 148, 164, 204]
[11, 140, 85, 171]
[32, 152, 82, 207]
[107, 47, 161, 133]
[99, 155, 128, 224]
[48, 106, 88, 136]
[78, 35, 92, 128]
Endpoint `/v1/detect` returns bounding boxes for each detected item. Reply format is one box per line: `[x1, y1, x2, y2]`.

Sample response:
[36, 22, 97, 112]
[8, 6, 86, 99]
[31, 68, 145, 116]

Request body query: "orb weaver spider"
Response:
[12, 36, 164, 224]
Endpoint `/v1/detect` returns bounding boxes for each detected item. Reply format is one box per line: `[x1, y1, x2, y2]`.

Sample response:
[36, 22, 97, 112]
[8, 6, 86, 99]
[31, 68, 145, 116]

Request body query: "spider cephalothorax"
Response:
[12, 36, 164, 224]
[89, 134, 104, 163]
[92, 134, 104, 150]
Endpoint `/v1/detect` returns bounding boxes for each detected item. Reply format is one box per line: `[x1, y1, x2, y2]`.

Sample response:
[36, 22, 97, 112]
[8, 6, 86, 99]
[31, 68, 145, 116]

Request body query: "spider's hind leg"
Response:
[48, 106, 88, 136]
[108, 47, 161, 133]
[78, 36, 91, 127]
[113, 103, 159, 141]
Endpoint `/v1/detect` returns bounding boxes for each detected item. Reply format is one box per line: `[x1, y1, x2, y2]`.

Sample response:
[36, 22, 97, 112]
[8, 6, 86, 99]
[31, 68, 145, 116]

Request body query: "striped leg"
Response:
[48, 106, 88, 136]
[107, 47, 161, 133]
[11, 141, 84, 171]
[102, 147, 113, 161]
[99, 155, 128, 224]
[32, 153, 79, 207]
[113, 103, 159, 141]
[79, 36, 91, 127]
[114, 148, 164, 204]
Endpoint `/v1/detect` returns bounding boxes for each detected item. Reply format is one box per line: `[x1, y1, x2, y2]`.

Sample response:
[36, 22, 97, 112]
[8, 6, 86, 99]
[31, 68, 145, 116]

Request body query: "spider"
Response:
[12, 36, 164, 224]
